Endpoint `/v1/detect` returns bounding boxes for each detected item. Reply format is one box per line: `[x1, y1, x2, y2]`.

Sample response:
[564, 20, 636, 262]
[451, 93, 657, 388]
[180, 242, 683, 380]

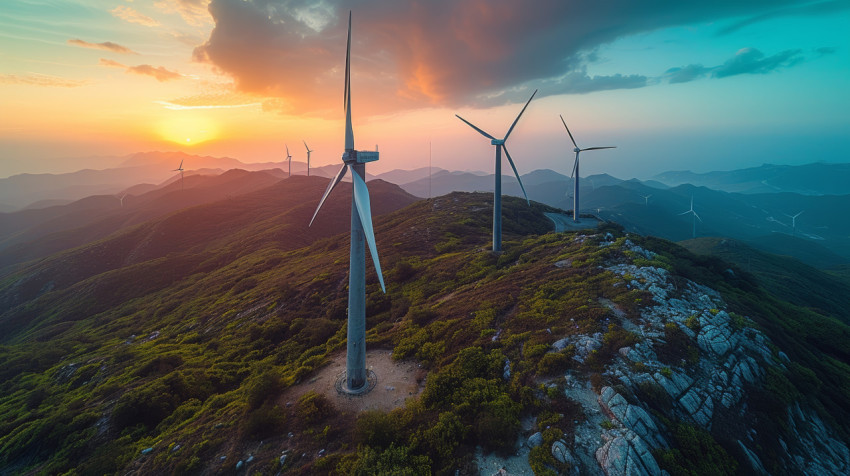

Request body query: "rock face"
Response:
[541, 235, 850, 476]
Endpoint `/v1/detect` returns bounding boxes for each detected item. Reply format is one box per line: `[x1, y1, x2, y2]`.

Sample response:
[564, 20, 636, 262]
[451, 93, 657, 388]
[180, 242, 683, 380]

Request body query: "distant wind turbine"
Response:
[455, 89, 536, 252]
[641, 194, 652, 206]
[309, 12, 385, 395]
[560, 115, 615, 222]
[679, 196, 702, 238]
[119, 194, 126, 207]
[303, 140, 313, 176]
[784, 210, 804, 234]
[173, 159, 184, 191]
[285, 144, 292, 178]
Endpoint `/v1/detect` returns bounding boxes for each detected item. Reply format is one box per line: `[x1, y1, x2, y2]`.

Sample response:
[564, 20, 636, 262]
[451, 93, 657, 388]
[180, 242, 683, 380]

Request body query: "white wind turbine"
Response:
[172, 159, 185, 191]
[119, 194, 126, 207]
[641, 194, 652, 206]
[304, 140, 313, 176]
[679, 195, 702, 238]
[285, 144, 293, 178]
[785, 210, 804, 235]
[559, 115, 615, 222]
[455, 89, 536, 252]
[309, 12, 385, 395]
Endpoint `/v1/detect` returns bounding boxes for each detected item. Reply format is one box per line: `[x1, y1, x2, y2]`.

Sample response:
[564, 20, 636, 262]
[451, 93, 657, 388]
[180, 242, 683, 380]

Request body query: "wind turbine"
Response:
[455, 89, 536, 252]
[678, 196, 702, 238]
[309, 12, 385, 395]
[304, 140, 313, 176]
[173, 159, 185, 191]
[559, 115, 615, 222]
[119, 194, 126, 207]
[285, 144, 293, 178]
[784, 210, 804, 235]
[641, 194, 652, 206]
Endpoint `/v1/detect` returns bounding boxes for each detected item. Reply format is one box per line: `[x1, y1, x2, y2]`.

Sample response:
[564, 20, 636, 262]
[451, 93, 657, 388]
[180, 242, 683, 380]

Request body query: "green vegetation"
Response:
[0, 191, 848, 473]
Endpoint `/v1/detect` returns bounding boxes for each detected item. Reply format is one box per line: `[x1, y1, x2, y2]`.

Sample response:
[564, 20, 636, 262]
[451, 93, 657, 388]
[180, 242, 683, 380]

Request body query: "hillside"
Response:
[0, 192, 848, 475]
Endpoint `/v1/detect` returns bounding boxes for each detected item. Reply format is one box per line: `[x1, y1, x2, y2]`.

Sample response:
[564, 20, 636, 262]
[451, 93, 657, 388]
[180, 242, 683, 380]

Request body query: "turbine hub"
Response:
[574, 147, 581, 153]
[491, 139, 505, 146]
[343, 150, 380, 164]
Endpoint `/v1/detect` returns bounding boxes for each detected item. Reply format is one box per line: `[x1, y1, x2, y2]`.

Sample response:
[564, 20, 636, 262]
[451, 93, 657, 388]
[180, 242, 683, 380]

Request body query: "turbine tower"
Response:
[304, 140, 313, 176]
[559, 115, 615, 222]
[679, 196, 702, 238]
[173, 159, 185, 191]
[309, 12, 385, 395]
[455, 89, 536, 252]
[785, 210, 804, 235]
[285, 144, 293, 178]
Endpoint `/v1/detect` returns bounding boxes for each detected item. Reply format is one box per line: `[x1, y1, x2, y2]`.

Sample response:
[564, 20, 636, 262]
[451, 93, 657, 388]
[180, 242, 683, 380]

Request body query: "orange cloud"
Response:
[0, 73, 87, 88]
[68, 38, 138, 54]
[154, 0, 211, 26]
[98, 59, 181, 82]
[111, 6, 160, 27]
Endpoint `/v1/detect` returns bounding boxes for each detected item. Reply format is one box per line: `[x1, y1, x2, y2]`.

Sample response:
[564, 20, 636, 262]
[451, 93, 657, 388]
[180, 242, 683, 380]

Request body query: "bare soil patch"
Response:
[280, 349, 425, 414]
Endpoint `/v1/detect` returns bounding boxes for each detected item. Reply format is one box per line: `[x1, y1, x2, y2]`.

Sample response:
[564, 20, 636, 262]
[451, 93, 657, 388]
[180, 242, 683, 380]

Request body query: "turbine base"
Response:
[335, 370, 377, 396]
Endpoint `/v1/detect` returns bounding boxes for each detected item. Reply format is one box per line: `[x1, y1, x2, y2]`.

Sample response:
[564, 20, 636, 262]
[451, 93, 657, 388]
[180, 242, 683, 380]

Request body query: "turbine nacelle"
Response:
[343, 150, 380, 164]
[491, 139, 505, 146]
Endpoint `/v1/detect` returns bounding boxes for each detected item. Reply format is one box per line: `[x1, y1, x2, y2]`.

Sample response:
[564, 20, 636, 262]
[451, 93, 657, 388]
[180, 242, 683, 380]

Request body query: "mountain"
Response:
[0, 169, 287, 272]
[0, 190, 848, 475]
[681, 237, 850, 324]
[0, 151, 314, 211]
[652, 162, 850, 195]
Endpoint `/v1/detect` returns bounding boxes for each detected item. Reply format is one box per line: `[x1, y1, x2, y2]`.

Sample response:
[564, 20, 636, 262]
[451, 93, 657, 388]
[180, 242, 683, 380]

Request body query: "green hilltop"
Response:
[1, 180, 848, 475]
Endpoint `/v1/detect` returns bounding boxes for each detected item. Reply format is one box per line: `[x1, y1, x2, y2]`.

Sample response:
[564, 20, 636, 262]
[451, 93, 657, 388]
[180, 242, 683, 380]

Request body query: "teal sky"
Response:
[0, 1, 848, 179]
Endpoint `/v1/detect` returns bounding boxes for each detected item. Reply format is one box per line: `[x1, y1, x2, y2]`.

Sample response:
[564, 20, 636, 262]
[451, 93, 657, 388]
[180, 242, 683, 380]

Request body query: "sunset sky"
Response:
[1, 0, 848, 179]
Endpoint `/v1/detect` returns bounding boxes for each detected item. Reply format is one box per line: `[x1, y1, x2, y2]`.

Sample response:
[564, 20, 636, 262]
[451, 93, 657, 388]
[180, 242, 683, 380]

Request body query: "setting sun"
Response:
[157, 113, 218, 146]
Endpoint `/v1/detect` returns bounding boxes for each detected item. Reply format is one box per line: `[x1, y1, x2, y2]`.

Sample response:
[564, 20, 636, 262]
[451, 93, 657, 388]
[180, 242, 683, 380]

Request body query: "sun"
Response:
[157, 113, 218, 146]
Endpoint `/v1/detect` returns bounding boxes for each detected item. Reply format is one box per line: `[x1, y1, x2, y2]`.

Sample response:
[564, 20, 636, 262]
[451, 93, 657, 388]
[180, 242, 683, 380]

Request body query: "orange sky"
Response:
[1, 1, 848, 179]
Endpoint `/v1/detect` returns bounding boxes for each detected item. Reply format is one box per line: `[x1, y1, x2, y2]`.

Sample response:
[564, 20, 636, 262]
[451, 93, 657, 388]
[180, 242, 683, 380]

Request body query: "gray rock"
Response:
[596, 430, 661, 476]
[141, 447, 153, 455]
[552, 338, 571, 351]
[236, 460, 244, 470]
[503, 360, 511, 380]
[528, 431, 543, 448]
[551, 439, 574, 465]
[737, 440, 768, 475]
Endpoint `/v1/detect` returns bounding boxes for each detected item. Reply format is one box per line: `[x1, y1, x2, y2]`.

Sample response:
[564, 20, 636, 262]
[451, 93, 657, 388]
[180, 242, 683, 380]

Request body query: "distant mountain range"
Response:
[652, 162, 850, 195]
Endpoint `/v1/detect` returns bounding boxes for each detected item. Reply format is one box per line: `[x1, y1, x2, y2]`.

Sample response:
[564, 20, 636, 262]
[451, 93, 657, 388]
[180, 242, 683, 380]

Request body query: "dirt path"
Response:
[280, 349, 425, 414]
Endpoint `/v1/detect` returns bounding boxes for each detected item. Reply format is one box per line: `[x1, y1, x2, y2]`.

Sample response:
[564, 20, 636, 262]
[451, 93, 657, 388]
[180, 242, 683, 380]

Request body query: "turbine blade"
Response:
[286, 144, 290, 156]
[678, 210, 691, 216]
[570, 154, 578, 178]
[455, 115, 495, 140]
[352, 171, 386, 293]
[581, 146, 616, 151]
[178, 159, 183, 169]
[309, 164, 348, 226]
[503, 145, 529, 205]
[796, 211, 804, 218]
[559, 115, 578, 148]
[344, 11, 351, 111]
[304, 140, 309, 151]
[344, 12, 354, 150]
[504, 89, 537, 140]
[693, 211, 702, 222]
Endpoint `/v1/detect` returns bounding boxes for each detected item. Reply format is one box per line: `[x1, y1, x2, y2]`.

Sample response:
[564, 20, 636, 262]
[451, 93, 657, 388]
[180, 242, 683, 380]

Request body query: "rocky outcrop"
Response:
[595, 429, 662, 476]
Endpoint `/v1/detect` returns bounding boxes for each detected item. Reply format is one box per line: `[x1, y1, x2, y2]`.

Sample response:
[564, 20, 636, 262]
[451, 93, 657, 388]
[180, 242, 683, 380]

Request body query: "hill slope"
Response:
[0, 193, 848, 475]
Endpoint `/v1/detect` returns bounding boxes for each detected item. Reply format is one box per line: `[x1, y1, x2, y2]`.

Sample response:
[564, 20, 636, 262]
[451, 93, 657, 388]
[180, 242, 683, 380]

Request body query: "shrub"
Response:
[246, 370, 282, 410]
[243, 403, 285, 439]
[297, 391, 335, 425]
[355, 411, 401, 449]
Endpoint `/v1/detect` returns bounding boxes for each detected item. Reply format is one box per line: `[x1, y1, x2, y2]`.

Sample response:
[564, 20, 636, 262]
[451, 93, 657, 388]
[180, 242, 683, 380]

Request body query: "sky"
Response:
[1, 0, 848, 180]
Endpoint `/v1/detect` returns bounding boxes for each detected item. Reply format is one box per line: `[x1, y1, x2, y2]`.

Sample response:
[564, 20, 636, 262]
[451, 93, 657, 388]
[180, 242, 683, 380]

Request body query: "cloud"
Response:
[156, 92, 262, 109]
[67, 38, 138, 54]
[111, 5, 161, 27]
[192, 0, 833, 115]
[665, 48, 805, 84]
[712, 47, 803, 78]
[154, 0, 212, 26]
[814, 46, 837, 56]
[665, 64, 712, 84]
[0, 73, 88, 88]
[99, 58, 182, 81]
[717, 0, 850, 35]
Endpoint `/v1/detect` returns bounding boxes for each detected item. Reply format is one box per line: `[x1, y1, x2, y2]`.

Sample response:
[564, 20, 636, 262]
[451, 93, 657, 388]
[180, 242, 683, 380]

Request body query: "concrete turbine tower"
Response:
[309, 12, 385, 395]
[559, 115, 615, 222]
[455, 90, 536, 252]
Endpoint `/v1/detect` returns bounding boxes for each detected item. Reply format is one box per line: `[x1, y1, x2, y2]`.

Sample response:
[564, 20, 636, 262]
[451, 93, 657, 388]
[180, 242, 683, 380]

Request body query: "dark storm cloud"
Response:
[193, 0, 828, 114]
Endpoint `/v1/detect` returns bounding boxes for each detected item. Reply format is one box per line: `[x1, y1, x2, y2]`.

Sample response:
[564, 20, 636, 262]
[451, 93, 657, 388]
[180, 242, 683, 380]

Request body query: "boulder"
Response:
[528, 432, 543, 448]
[551, 439, 574, 465]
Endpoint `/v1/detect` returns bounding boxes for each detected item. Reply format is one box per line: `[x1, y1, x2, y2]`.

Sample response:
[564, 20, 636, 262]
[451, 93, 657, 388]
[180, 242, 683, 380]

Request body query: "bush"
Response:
[297, 391, 335, 425]
[355, 411, 401, 449]
[246, 370, 282, 409]
[243, 403, 285, 439]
